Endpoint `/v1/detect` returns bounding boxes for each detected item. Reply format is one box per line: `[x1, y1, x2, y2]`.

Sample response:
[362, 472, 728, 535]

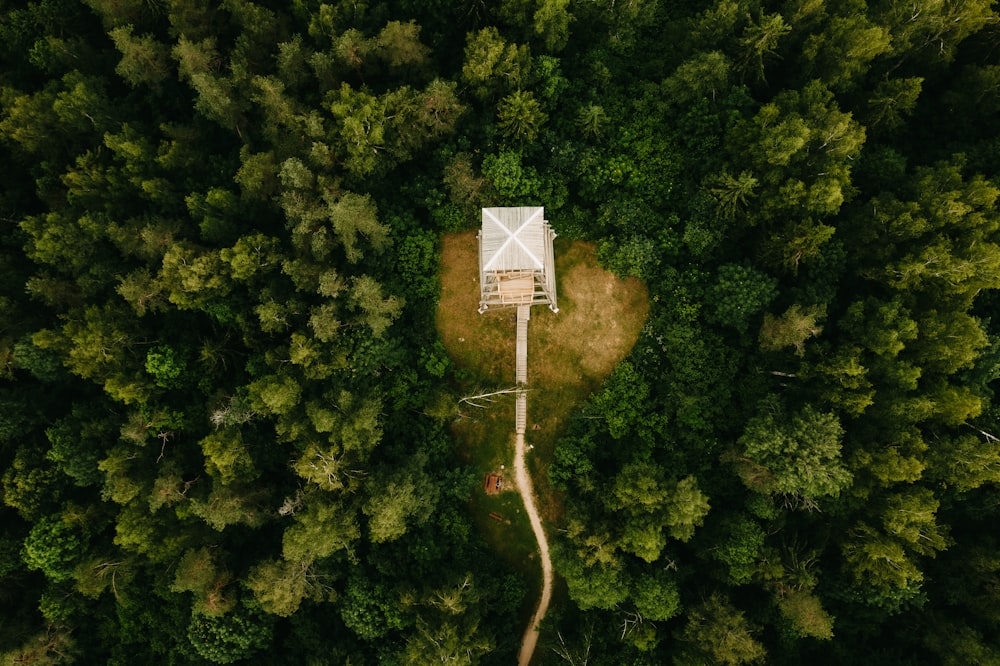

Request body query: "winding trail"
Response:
[514, 306, 553, 666]
[514, 431, 552, 666]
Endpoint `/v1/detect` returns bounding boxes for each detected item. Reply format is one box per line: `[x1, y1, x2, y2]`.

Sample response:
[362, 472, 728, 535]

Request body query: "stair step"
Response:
[516, 393, 527, 434]
[516, 306, 529, 385]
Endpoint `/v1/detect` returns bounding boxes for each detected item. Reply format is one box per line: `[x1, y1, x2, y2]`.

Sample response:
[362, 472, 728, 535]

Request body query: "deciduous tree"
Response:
[709, 263, 778, 332]
[733, 399, 851, 502]
[22, 515, 82, 583]
[674, 593, 766, 665]
[108, 25, 172, 88]
[759, 304, 825, 356]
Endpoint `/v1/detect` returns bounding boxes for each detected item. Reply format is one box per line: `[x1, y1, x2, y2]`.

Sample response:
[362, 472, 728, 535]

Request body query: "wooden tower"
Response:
[477, 207, 558, 313]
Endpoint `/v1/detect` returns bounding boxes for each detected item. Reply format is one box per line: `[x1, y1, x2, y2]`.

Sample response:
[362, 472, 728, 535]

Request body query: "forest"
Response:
[2, 0, 1000, 663]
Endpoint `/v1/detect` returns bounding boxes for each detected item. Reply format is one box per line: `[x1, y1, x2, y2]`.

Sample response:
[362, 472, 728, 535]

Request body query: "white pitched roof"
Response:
[481, 207, 546, 272]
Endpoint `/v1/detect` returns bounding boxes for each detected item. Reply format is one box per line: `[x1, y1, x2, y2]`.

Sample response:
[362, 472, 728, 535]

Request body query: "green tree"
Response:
[607, 460, 668, 514]
[399, 617, 494, 665]
[19, 211, 108, 280]
[801, 16, 891, 90]
[249, 75, 298, 140]
[865, 162, 1000, 300]
[340, 574, 408, 639]
[706, 170, 758, 220]
[841, 297, 918, 358]
[605, 460, 671, 561]
[661, 51, 732, 106]
[22, 515, 82, 583]
[498, 90, 547, 145]
[12, 336, 63, 382]
[710, 263, 778, 332]
[171, 547, 234, 616]
[117, 269, 167, 316]
[711, 515, 766, 584]
[188, 71, 246, 131]
[376, 20, 430, 71]
[349, 275, 404, 337]
[675, 593, 766, 665]
[248, 374, 301, 416]
[874, 0, 995, 64]
[189, 483, 267, 532]
[327, 192, 389, 264]
[292, 442, 362, 492]
[234, 149, 279, 201]
[220, 233, 281, 282]
[809, 345, 876, 415]
[186, 601, 273, 664]
[882, 488, 950, 557]
[911, 311, 989, 375]
[737, 12, 791, 81]
[665, 475, 711, 542]
[591, 361, 650, 439]
[534, 0, 573, 52]
[200, 430, 257, 486]
[633, 569, 682, 621]
[443, 152, 488, 211]
[3, 447, 65, 520]
[461, 27, 531, 100]
[45, 414, 104, 488]
[733, 80, 865, 224]
[282, 497, 360, 562]
[0, 625, 77, 665]
[733, 400, 852, 503]
[556, 550, 629, 611]
[851, 427, 927, 487]
[246, 558, 332, 617]
[108, 25, 172, 88]
[926, 433, 1000, 491]
[159, 243, 232, 313]
[362, 456, 438, 543]
[759, 304, 825, 356]
[924, 620, 1000, 666]
[481, 150, 544, 200]
[327, 84, 386, 177]
[764, 218, 837, 273]
[841, 523, 925, 608]
[1, 72, 115, 158]
[144, 345, 186, 389]
[575, 103, 608, 139]
[866, 77, 924, 130]
[777, 589, 834, 639]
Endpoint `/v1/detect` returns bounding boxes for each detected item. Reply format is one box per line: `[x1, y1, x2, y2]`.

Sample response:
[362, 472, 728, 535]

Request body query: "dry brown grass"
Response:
[529, 239, 650, 390]
[437, 232, 648, 388]
[436, 232, 515, 384]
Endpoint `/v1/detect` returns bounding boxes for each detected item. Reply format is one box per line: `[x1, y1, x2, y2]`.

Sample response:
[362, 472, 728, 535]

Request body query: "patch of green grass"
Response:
[452, 396, 542, 618]
[473, 487, 542, 605]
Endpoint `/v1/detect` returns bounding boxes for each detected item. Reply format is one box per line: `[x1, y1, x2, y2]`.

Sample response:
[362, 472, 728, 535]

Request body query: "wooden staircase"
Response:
[515, 305, 529, 434]
[516, 306, 529, 384]
[516, 393, 527, 435]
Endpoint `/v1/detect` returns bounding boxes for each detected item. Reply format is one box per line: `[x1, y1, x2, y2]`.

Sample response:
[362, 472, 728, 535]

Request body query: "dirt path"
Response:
[514, 430, 553, 666]
[436, 235, 649, 664]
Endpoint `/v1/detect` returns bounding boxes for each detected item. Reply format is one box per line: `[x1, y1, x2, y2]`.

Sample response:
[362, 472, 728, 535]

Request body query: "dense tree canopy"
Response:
[1, 0, 1000, 663]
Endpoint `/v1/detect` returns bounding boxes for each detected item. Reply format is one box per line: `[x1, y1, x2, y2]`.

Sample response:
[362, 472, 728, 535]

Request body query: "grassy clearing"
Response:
[436, 231, 649, 628]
